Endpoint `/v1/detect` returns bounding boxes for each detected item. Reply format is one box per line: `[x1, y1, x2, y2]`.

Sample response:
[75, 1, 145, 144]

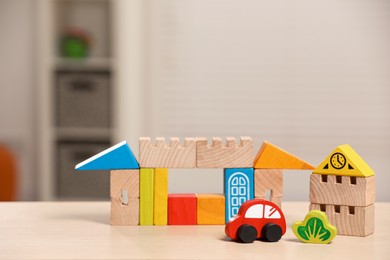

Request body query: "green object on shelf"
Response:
[62, 37, 88, 58]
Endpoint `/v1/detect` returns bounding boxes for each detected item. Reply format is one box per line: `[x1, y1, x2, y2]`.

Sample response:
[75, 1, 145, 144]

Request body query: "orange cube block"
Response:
[197, 194, 225, 225]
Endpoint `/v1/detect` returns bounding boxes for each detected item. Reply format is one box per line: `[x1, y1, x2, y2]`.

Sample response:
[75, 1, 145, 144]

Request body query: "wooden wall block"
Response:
[111, 197, 139, 226]
[310, 203, 374, 237]
[139, 137, 196, 168]
[224, 168, 254, 222]
[196, 137, 253, 168]
[310, 174, 375, 206]
[197, 194, 225, 225]
[154, 168, 168, 225]
[140, 168, 154, 226]
[168, 194, 197, 225]
[110, 170, 139, 198]
[254, 169, 283, 198]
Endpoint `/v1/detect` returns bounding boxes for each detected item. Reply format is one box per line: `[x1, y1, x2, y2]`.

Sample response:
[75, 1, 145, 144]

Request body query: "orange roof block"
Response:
[254, 141, 314, 170]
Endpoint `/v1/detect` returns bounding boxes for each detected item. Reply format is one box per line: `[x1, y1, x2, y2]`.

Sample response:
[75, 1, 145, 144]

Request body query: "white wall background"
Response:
[136, 0, 390, 201]
[1, 0, 389, 201]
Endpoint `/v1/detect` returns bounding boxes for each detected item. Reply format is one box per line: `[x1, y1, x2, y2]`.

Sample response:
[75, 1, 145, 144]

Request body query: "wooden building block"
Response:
[254, 141, 314, 170]
[196, 137, 253, 168]
[110, 170, 139, 198]
[140, 168, 154, 226]
[197, 194, 225, 225]
[313, 144, 374, 177]
[310, 174, 375, 207]
[139, 137, 196, 168]
[254, 169, 283, 198]
[168, 194, 197, 225]
[111, 197, 139, 226]
[76, 140, 139, 170]
[224, 168, 254, 222]
[310, 203, 374, 237]
[154, 168, 168, 225]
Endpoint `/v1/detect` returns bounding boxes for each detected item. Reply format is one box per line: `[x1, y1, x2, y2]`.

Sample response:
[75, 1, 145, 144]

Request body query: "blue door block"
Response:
[224, 168, 254, 223]
[75, 140, 139, 170]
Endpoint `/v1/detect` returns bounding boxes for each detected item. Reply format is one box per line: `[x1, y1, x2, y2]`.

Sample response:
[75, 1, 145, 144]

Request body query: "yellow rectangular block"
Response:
[140, 168, 154, 226]
[111, 197, 139, 226]
[154, 168, 168, 225]
[197, 194, 225, 225]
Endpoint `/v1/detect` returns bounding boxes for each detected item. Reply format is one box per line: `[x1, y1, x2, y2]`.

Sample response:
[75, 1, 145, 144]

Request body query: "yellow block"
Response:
[254, 141, 314, 170]
[140, 168, 154, 226]
[197, 194, 225, 225]
[313, 144, 374, 177]
[154, 168, 168, 225]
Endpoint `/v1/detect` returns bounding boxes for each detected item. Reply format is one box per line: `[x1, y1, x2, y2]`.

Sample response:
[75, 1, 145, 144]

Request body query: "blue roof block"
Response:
[75, 141, 139, 170]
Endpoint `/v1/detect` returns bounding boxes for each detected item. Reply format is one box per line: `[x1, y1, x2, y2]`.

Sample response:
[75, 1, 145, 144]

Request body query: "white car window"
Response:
[244, 204, 264, 219]
[264, 205, 281, 219]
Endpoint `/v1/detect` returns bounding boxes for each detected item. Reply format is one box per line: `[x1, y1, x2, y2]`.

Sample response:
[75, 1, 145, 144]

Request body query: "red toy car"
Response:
[225, 199, 286, 243]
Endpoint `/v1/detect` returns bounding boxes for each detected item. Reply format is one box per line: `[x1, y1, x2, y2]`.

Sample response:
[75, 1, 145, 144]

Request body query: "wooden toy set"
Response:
[76, 137, 313, 225]
[76, 137, 375, 242]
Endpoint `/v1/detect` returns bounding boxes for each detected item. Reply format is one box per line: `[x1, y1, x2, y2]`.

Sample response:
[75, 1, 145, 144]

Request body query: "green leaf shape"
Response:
[292, 210, 337, 244]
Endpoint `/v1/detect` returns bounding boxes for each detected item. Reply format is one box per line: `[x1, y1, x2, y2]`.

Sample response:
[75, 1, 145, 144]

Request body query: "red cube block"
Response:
[168, 194, 197, 225]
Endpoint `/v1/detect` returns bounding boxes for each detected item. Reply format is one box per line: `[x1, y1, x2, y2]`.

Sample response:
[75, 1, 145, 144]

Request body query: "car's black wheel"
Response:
[237, 224, 257, 243]
[261, 223, 282, 242]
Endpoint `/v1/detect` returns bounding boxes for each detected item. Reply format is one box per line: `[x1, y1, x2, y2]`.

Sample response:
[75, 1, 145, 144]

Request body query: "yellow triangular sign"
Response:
[313, 144, 374, 177]
[254, 141, 314, 170]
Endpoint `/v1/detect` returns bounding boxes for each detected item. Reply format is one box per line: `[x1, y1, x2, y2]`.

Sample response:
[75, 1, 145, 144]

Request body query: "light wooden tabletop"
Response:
[0, 202, 388, 259]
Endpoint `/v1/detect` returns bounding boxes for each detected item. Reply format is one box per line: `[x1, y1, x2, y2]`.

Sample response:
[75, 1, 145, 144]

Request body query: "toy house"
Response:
[76, 137, 314, 226]
[309, 144, 375, 236]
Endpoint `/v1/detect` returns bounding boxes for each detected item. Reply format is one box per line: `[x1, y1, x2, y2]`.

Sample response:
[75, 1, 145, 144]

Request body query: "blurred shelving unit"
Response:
[36, 0, 126, 201]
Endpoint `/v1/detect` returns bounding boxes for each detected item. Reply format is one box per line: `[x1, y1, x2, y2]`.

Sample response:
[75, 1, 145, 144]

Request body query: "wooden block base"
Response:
[309, 203, 374, 237]
[254, 169, 283, 198]
[110, 170, 139, 198]
[111, 197, 139, 226]
[310, 174, 375, 206]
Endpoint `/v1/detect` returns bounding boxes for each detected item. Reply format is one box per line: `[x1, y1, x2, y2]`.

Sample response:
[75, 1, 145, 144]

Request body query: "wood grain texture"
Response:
[310, 203, 374, 237]
[1, 202, 389, 259]
[254, 141, 314, 169]
[254, 169, 283, 198]
[139, 137, 196, 168]
[196, 194, 225, 225]
[111, 197, 139, 226]
[154, 168, 168, 225]
[110, 170, 139, 198]
[310, 174, 375, 206]
[168, 194, 197, 225]
[196, 137, 253, 168]
[140, 168, 154, 226]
